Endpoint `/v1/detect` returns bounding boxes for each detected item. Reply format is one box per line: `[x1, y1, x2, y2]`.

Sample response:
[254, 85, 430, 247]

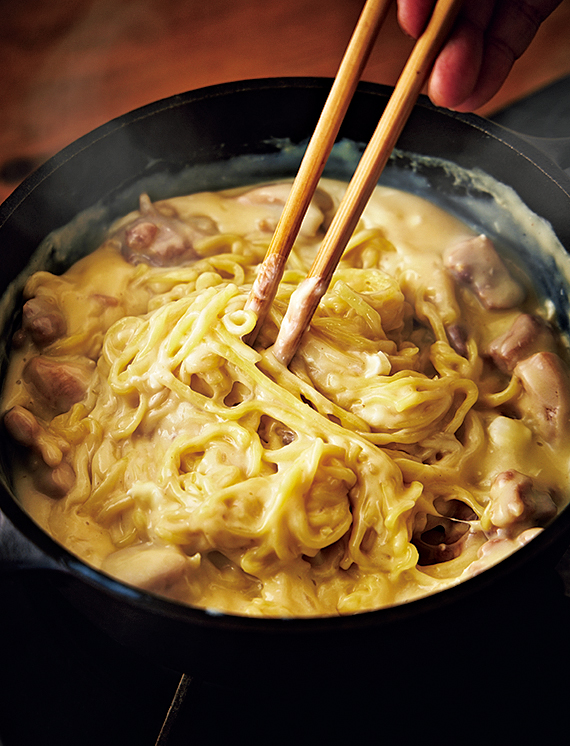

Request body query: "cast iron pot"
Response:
[2, 78, 570, 691]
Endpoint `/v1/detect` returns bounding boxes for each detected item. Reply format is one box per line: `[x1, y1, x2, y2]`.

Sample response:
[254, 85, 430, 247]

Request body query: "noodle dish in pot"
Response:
[3, 134, 570, 619]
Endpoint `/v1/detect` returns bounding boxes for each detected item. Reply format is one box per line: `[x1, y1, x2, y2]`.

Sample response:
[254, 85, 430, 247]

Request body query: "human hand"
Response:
[397, 0, 562, 111]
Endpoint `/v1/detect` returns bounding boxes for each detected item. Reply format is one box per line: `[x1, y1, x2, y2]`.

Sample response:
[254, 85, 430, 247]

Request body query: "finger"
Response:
[398, 0, 497, 108]
[426, 0, 497, 109]
[489, 0, 562, 59]
[397, 0, 496, 39]
[427, 20, 485, 109]
[436, 0, 563, 111]
[397, 0, 438, 39]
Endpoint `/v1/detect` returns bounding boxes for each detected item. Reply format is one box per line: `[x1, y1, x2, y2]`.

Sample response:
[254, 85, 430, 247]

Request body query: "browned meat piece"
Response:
[471, 527, 541, 576]
[4, 405, 64, 463]
[101, 546, 188, 593]
[4, 405, 41, 448]
[236, 183, 332, 236]
[12, 295, 66, 348]
[487, 314, 556, 373]
[23, 356, 94, 415]
[3, 406, 75, 498]
[30, 456, 75, 499]
[446, 323, 468, 357]
[115, 193, 217, 266]
[513, 351, 570, 442]
[488, 470, 557, 531]
[443, 234, 525, 310]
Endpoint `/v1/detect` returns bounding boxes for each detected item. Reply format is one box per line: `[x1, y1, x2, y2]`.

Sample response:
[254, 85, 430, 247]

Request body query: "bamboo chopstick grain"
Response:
[243, 0, 393, 346]
[272, 0, 463, 366]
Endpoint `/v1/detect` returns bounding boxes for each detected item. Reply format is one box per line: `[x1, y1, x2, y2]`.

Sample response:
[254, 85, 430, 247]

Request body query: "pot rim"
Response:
[3, 76, 570, 227]
[2, 76, 570, 633]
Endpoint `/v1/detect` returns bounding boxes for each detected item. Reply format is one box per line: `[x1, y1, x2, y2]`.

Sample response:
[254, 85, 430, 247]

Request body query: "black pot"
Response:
[2, 78, 570, 691]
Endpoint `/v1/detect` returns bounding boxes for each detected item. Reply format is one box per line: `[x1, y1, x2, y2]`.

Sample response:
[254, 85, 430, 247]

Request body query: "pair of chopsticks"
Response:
[245, 0, 463, 366]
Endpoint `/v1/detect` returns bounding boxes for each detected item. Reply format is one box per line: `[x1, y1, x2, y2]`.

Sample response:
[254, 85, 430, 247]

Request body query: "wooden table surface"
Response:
[2, 0, 570, 204]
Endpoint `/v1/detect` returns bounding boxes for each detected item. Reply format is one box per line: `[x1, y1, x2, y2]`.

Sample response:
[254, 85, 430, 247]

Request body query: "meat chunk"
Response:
[487, 470, 557, 531]
[4, 404, 67, 466]
[12, 295, 66, 348]
[29, 456, 76, 499]
[23, 356, 94, 415]
[101, 545, 188, 593]
[4, 404, 41, 449]
[513, 351, 570, 442]
[444, 234, 525, 310]
[470, 527, 541, 576]
[115, 193, 217, 266]
[3, 406, 75, 498]
[236, 183, 332, 237]
[446, 323, 468, 357]
[488, 314, 556, 373]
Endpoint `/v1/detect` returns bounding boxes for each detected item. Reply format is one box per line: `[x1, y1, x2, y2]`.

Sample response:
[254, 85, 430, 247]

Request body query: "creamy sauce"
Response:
[273, 275, 325, 365]
[2, 178, 570, 618]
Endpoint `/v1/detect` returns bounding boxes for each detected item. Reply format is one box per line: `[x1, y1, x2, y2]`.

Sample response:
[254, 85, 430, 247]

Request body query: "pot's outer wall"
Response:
[4, 78, 570, 256]
[2, 78, 570, 684]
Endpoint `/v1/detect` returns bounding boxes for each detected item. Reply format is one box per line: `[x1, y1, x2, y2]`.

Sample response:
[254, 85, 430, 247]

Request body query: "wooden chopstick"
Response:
[243, 0, 393, 346]
[272, 0, 463, 366]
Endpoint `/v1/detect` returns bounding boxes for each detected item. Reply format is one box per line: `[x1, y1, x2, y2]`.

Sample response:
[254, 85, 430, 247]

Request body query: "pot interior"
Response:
[2, 78, 570, 627]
